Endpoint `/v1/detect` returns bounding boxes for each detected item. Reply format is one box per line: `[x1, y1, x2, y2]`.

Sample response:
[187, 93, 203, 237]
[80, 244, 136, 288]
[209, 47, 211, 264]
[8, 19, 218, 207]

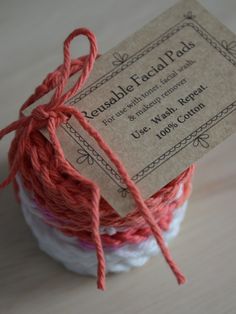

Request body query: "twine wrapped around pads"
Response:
[0, 28, 195, 290]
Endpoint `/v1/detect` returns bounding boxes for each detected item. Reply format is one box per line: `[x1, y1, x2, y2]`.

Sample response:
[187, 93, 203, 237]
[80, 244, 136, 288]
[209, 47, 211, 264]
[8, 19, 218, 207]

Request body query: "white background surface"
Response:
[0, 0, 236, 313]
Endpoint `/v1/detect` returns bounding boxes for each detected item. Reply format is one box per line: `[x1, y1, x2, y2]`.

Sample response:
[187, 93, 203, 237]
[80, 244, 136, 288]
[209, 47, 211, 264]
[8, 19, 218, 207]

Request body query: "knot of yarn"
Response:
[32, 105, 58, 121]
[0, 27, 188, 291]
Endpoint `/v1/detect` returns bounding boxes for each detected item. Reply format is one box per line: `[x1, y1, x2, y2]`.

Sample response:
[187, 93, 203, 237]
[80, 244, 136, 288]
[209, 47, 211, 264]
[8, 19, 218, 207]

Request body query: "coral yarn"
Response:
[0, 28, 195, 290]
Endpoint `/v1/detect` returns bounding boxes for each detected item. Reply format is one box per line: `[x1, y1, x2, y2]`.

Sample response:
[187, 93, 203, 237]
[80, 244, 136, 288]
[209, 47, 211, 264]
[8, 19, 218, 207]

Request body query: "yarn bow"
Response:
[0, 28, 186, 290]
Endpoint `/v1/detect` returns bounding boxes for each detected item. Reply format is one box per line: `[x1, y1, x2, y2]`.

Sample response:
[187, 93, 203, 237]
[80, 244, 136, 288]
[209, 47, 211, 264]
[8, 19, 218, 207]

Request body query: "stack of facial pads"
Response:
[0, 28, 195, 289]
[16, 166, 194, 276]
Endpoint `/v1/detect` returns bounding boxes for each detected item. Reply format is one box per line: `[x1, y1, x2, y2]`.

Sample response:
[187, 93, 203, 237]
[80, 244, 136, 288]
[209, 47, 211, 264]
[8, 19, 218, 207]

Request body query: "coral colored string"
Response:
[0, 28, 187, 290]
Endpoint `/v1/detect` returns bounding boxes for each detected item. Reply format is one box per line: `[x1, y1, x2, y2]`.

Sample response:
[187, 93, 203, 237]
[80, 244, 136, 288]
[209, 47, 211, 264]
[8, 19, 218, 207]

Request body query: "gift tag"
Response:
[24, 0, 236, 216]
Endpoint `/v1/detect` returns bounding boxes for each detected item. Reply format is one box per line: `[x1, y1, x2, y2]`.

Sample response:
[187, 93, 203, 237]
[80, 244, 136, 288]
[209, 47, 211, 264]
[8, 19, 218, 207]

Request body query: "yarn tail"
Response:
[149, 220, 186, 285]
[130, 186, 186, 285]
[90, 185, 106, 290]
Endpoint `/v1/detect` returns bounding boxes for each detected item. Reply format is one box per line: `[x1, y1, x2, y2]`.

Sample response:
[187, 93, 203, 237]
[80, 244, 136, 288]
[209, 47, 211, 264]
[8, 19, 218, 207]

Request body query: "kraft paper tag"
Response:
[24, 0, 236, 216]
